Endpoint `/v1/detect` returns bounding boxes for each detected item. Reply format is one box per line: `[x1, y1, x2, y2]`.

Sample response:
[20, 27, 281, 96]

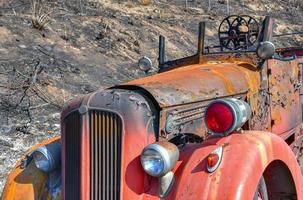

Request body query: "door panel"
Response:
[268, 59, 302, 135]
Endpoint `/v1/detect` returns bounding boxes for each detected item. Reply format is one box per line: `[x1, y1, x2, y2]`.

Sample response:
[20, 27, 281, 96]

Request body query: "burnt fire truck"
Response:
[2, 15, 303, 200]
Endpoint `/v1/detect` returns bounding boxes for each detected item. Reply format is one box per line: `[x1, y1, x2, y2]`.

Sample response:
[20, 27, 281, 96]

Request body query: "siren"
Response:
[204, 98, 251, 136]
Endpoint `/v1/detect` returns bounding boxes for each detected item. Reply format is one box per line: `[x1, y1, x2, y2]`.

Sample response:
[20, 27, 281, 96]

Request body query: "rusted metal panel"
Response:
[268, 59, 302, 135]
[124, 58, 276, 140]
[126, 61, 260, 108]
[249, 61, 272, 132]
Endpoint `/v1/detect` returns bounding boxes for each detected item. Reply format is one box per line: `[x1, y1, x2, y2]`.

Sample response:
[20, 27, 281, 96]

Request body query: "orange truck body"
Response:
[2, 16, 303, 200]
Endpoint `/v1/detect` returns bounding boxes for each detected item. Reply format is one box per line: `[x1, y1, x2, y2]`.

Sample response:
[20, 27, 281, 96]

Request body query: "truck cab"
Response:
[2, 16, 303, 200]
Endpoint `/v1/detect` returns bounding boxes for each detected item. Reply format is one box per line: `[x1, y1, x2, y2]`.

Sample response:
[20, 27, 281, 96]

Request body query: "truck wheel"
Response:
[253, 176, 268, 200]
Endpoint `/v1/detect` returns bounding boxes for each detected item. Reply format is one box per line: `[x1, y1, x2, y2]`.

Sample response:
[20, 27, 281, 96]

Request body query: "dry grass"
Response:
[31, 2, 52, 31]
[141, 0, 152, 6]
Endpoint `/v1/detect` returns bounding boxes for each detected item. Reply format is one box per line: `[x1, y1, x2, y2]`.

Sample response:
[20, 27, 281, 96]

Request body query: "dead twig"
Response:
[31, 84, 63, 109]
[28, 103, 50, 110]
[17, 61, 41, 107]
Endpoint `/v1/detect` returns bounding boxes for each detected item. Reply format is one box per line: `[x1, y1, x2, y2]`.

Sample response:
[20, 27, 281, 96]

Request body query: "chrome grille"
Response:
[89, 110, 123, 200]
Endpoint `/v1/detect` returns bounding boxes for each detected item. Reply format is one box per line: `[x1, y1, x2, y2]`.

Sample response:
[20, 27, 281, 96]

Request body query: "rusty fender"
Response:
[164, 131, 303, 200]
[1, 137, 61, 200]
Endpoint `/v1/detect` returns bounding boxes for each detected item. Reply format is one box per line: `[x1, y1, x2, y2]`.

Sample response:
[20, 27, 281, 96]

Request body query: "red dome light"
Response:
[205, 102, 234, 134]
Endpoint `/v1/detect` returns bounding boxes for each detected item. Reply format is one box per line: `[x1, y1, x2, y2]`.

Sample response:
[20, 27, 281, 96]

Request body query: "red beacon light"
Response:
[204, 98, 251, 136]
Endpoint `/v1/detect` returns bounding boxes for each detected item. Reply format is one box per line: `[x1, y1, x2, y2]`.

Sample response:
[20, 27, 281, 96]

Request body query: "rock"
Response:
[42, 44, 53, 52]
[0, 126, 12, 134]
[18, 44, 26, 49]
[99, 38, 112, 49]
[82, 84, 97, 93]
[134, 40, 140, 47]
[51, 113, 61, 119]
[0, 139, 13, 148]
[52, 124, 60, 130]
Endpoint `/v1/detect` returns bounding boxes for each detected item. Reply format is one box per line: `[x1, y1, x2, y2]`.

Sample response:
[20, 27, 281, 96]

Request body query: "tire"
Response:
[253, 176, 269, 200]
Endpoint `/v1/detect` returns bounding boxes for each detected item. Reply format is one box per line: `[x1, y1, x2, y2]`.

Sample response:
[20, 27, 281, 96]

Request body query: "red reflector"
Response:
[206, 146, 223, 173]
[207, 153, 219, 168]
[205, 102, 234, 134]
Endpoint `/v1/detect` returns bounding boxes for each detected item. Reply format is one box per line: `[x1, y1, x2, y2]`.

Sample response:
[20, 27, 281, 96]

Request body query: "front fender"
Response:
[1, 137, 61, 200]
[168, 131, 303, 200]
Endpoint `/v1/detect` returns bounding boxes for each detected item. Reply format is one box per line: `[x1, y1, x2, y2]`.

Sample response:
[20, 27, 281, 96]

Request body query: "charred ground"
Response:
[0, 0, 302, 193]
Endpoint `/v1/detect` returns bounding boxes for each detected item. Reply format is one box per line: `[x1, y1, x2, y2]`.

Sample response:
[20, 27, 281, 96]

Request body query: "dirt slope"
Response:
[0, 0, 302, 194]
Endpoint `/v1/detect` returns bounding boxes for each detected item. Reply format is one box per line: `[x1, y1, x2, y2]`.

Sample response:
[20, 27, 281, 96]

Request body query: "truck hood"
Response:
[124, 62, 259, 108]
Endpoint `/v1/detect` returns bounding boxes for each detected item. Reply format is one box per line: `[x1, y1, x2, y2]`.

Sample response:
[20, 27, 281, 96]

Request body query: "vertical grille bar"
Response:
[90, 110, 122, 200]
[102, 112, 106, 200]
[64, 112, 81, 200]
[113, 113, 117, 200]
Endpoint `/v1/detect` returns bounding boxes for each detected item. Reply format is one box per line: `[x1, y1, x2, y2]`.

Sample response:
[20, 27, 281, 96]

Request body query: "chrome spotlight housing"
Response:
[257, 41, 275, 60]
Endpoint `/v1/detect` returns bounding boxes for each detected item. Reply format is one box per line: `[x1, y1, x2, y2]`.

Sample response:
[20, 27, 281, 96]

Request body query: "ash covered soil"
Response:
[0, 0, 302, 194]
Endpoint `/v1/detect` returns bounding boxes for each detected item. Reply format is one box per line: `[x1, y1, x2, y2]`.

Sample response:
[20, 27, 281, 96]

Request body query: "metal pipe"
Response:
[261, 16, 273, 42]
[159, 35, 165, 67]
[198, 22, 206, 55]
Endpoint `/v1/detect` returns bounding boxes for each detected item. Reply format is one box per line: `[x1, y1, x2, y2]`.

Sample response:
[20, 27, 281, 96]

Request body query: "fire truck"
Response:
[2, 15, 303, 200]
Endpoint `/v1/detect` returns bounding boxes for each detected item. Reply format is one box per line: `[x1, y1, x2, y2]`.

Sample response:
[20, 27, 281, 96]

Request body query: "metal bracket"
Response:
[79, 105, 88, 114]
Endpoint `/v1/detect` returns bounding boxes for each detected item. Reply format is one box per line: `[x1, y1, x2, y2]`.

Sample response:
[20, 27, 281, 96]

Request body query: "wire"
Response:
[274, 31, 303, 37]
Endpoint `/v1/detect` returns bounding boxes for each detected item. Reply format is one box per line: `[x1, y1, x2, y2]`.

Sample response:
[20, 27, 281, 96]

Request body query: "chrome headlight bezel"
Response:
[140, 142, 179, 177]
[32, 142, 61, 173]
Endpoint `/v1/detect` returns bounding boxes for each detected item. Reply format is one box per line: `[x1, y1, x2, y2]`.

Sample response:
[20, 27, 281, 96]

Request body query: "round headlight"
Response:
[141, 142, 179, 177]
[32, 142, 61, 173]
[138, 56, 152, 73]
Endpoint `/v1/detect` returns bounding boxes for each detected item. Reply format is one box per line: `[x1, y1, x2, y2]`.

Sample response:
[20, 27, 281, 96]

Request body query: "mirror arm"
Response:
[272, 53, 297, 61]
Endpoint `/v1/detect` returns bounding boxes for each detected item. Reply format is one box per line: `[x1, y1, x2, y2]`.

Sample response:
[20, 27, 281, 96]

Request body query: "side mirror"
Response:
[257, 41, 275, 59]
[138, 56, 152, 73]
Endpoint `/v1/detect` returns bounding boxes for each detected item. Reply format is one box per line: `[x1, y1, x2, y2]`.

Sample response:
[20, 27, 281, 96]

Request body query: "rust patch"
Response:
[268, 59, 302, 135]
[125, 61, 259, 108]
